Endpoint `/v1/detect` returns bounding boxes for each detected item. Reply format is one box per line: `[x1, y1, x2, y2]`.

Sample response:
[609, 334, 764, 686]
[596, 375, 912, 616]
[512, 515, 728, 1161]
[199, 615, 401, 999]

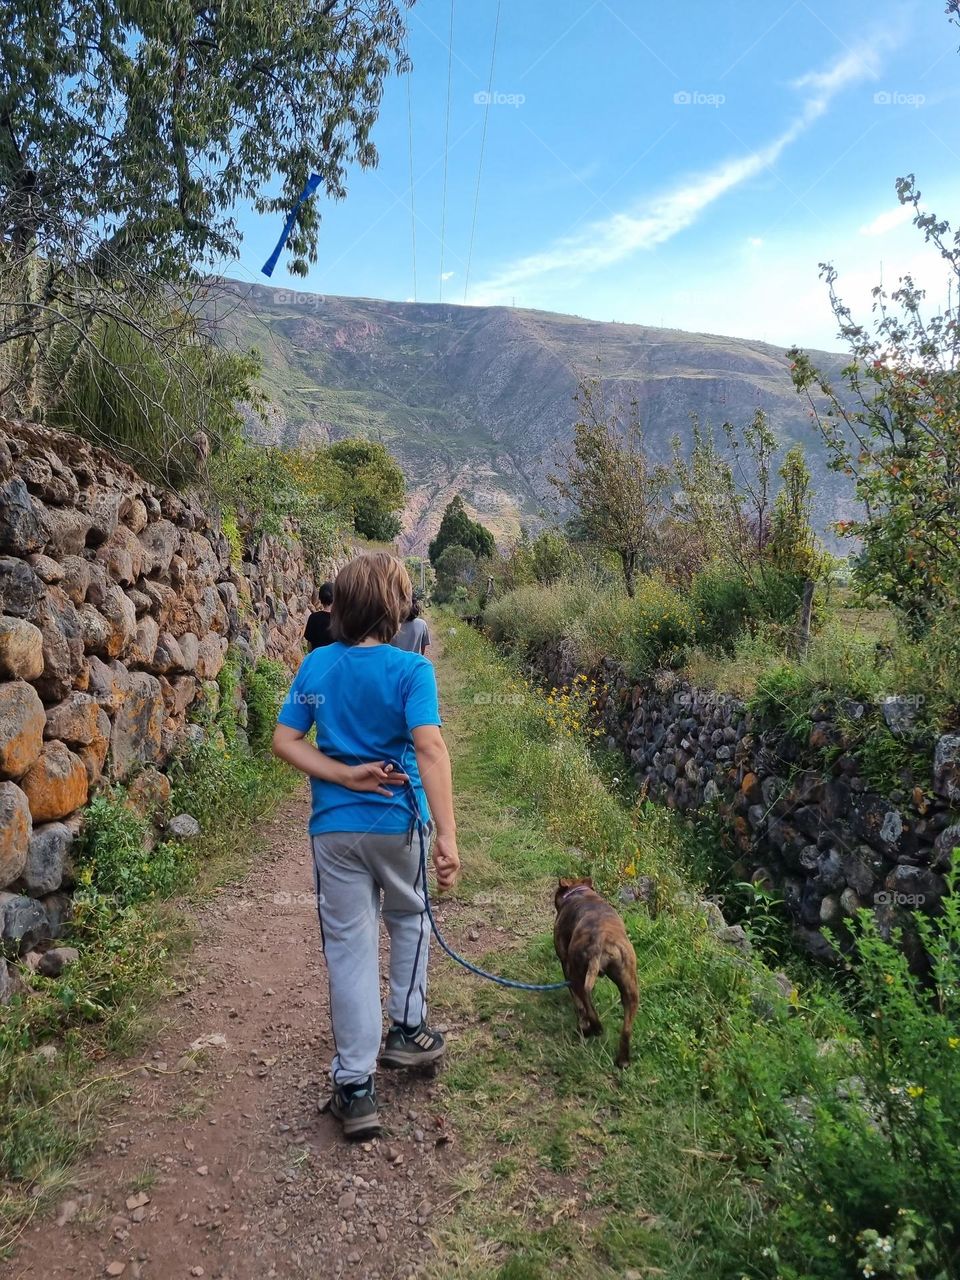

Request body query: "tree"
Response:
[0, 0, 408, 425]
[277, 438, 405, 542]
[428, 496, 495, 566]
[790, 176, 960, 631]
[1, 0, 408, 278]
[324, 440, 405, 542]
[670, 411, 778, 577]
[550, 377, 666, 597]
[530, 529, 572, 585]
[433, 544, 478, 603]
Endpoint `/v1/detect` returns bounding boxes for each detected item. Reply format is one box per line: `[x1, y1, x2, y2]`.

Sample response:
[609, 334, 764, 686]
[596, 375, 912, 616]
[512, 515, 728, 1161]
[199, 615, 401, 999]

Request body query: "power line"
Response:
[463, 0, 503, 303]
[438, 0, 455, 304]
[405, 38, 418, 302]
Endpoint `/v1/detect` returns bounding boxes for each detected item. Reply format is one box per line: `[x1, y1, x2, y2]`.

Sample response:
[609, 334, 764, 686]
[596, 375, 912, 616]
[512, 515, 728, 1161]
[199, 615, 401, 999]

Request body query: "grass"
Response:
[427, 619, 960, 1280]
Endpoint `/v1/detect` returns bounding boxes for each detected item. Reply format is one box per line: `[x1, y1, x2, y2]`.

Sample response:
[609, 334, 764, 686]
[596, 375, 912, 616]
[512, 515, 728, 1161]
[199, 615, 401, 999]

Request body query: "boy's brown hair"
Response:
[332, 552, 412, 644]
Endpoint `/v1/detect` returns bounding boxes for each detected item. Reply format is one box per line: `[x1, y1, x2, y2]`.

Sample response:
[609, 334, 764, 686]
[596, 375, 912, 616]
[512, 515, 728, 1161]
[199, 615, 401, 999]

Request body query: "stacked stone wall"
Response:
[0, 419, 316, 964]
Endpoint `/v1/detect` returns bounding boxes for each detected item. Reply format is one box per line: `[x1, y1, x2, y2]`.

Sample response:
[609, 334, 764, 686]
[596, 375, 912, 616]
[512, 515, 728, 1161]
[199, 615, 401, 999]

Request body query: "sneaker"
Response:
[380, 1021, 446, 1069]
[329, 1077, 382, 1140]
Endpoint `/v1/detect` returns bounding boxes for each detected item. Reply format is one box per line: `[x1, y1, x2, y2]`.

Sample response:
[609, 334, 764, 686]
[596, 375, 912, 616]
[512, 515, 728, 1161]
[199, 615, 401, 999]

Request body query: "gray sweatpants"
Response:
[311, 828, 430, 1086]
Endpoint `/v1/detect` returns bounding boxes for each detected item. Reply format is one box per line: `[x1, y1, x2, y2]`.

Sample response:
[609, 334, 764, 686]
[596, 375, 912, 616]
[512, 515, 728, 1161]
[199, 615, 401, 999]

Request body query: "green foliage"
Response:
[284, 438, 405, 542]
[530, 529, 573, 585]
[245, 658, 289, 753]
[44, 308, 262, 488]
[428, 495, 495, 566]
[208, 439, 343, 574]
[433, 543, 479, 604]
[549, 377, 667, 597]
[73, 789, 188, 906]
[790, 178, 960, 631]
[1, 0, 408, 277]
[436, 623, 960, 1279]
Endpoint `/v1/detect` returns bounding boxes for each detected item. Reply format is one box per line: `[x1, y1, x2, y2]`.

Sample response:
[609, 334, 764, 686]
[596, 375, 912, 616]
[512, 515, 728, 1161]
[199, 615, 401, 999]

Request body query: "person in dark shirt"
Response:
[305, 580, 335, 650]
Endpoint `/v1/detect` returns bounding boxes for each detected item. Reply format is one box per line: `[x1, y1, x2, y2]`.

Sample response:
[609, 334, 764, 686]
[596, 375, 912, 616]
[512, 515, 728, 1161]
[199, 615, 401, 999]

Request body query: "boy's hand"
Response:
[341, 762, 409, 795]
[432, 832, 460, 890]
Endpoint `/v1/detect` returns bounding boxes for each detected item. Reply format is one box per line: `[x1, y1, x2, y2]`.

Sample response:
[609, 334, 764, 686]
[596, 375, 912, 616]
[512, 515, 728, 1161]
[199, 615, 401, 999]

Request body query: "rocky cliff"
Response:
[0, 419, 314, 972]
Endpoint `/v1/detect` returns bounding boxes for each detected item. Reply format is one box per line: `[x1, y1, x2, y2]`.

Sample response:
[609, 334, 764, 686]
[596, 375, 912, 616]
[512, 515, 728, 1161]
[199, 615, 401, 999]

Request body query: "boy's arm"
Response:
[272, 725, 408, 796]
[412, 724, 459, 889]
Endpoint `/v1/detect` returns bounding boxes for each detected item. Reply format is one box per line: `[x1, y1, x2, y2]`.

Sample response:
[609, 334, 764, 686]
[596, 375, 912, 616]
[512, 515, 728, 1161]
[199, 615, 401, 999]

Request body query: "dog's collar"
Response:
[559, 884, 593, 902]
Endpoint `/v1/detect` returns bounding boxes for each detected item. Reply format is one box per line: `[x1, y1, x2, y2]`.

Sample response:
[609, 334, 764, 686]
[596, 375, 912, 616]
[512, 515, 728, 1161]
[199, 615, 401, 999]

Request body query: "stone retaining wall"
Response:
[0, 419, 316, 968]
[537, 643, 960, 963]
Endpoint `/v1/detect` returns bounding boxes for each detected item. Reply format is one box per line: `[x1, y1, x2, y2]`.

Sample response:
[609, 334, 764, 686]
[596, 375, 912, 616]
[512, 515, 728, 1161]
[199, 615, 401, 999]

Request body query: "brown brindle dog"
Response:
[554, 877, 639, 1068]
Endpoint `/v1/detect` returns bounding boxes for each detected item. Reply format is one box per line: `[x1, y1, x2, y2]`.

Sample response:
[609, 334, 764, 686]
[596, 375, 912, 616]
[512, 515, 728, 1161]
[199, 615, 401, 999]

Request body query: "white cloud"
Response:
[748, 236, 764, 247]
[440, 270, 455, 281]
[859, 205, 914, 236]
[469, 42, 888, 305]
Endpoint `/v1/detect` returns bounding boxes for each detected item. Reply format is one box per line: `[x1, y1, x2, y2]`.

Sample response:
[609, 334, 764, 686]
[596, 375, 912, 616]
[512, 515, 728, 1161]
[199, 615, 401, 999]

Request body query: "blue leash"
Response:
[393, 763, 569, 993]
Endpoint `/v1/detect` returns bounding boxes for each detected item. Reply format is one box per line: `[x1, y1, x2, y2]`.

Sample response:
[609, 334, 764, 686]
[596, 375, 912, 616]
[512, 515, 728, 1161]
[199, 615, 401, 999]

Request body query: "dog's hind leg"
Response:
[569, 954, 603, 1038]
[610, 954, 639, 1068]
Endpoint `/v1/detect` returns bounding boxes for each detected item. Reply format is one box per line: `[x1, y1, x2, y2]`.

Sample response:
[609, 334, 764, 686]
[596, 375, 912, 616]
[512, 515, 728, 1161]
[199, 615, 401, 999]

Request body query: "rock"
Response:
[19, 449, 79, 505]
[933, 735, 960, 803]
[37, 946, 79, 977]
[96, 525, 146, 586]
[39, 505, 92, 557]
[87, 656, 126, 713]
[44, 692, 102, 746]
[195, 633, 226, 680]
[33, 588, 84, 702]
[717, 923, 752, 955]
[0, 615, 44, 679]
[0, 680, 46, 780]
[0, 892, 51, 953]
[881, 695, 919, 737]
[0, 556, 43, 617]
[127, 616, 160, 667]
[104, 1263, 126, 1277]
[884, 863, 947, 908]
[60, 555, 92, 606]
[20, 741, 89, 823]
[77, 708, 111, 785]
[139, 519, 179, 576]
[26, 553, 64, 584]
[124, 768, 171, 819]
[40, 891, 74, 939]
[83, 487, 121, 546]
[167, 813, 200, 841]
[109, 672, 164, 778]
[0, 478, 43, 554]
[932, 823, 960, 872]
[0, 782, 31, 887]
[819, 894, 841, 925]
[703, 778, 720, 803]
[121, 497, 149, 534]
[23, 822, 73, 894]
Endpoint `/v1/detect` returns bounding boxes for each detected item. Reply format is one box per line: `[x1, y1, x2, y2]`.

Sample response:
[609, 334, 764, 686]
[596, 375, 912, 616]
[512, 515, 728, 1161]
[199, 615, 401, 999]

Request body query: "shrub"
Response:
[245, 658, 290, 753]
[73, 790, 189, 906]
[690, 562, 759, 652]
[625, 577, 696, 674]
[483, 581, 583, 658]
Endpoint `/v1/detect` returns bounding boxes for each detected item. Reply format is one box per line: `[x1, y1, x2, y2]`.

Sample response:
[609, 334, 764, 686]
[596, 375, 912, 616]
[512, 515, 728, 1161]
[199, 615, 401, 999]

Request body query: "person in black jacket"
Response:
[305, 580, 335, 650]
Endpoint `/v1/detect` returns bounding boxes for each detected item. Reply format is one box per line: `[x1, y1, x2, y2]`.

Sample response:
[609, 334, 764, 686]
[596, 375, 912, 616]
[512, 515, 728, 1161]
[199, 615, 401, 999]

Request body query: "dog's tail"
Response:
[584, 952, 602, 991]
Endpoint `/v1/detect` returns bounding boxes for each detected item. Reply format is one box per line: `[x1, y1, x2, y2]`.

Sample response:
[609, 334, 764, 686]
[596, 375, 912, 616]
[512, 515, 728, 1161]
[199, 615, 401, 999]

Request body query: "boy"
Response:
[273, 553, 460, 1139]
[390, 593, 431, 657]
[304, 580, 335, 650]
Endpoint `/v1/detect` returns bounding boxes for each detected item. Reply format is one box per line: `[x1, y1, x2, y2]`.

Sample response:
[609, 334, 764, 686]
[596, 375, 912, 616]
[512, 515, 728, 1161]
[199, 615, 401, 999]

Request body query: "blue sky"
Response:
[231, 0, 960, 351]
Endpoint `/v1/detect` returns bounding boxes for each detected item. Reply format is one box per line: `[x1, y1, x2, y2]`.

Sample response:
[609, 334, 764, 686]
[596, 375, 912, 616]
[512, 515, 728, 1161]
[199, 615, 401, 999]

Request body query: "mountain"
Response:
[208, 283, 854, 554]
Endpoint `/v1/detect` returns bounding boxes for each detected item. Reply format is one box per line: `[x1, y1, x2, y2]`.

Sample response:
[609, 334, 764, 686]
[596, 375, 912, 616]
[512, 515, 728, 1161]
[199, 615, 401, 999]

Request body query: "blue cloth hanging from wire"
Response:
[261, 173, 323, 277]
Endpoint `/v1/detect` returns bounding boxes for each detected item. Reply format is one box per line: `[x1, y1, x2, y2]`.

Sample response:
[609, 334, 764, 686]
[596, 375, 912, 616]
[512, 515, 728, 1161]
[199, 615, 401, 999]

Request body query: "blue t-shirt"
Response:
[276, 641, 441, 835]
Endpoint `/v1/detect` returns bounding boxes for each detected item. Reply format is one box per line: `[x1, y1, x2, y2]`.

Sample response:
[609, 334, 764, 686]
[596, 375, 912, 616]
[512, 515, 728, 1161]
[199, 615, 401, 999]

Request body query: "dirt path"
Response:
[11, 788, 472, 1280]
